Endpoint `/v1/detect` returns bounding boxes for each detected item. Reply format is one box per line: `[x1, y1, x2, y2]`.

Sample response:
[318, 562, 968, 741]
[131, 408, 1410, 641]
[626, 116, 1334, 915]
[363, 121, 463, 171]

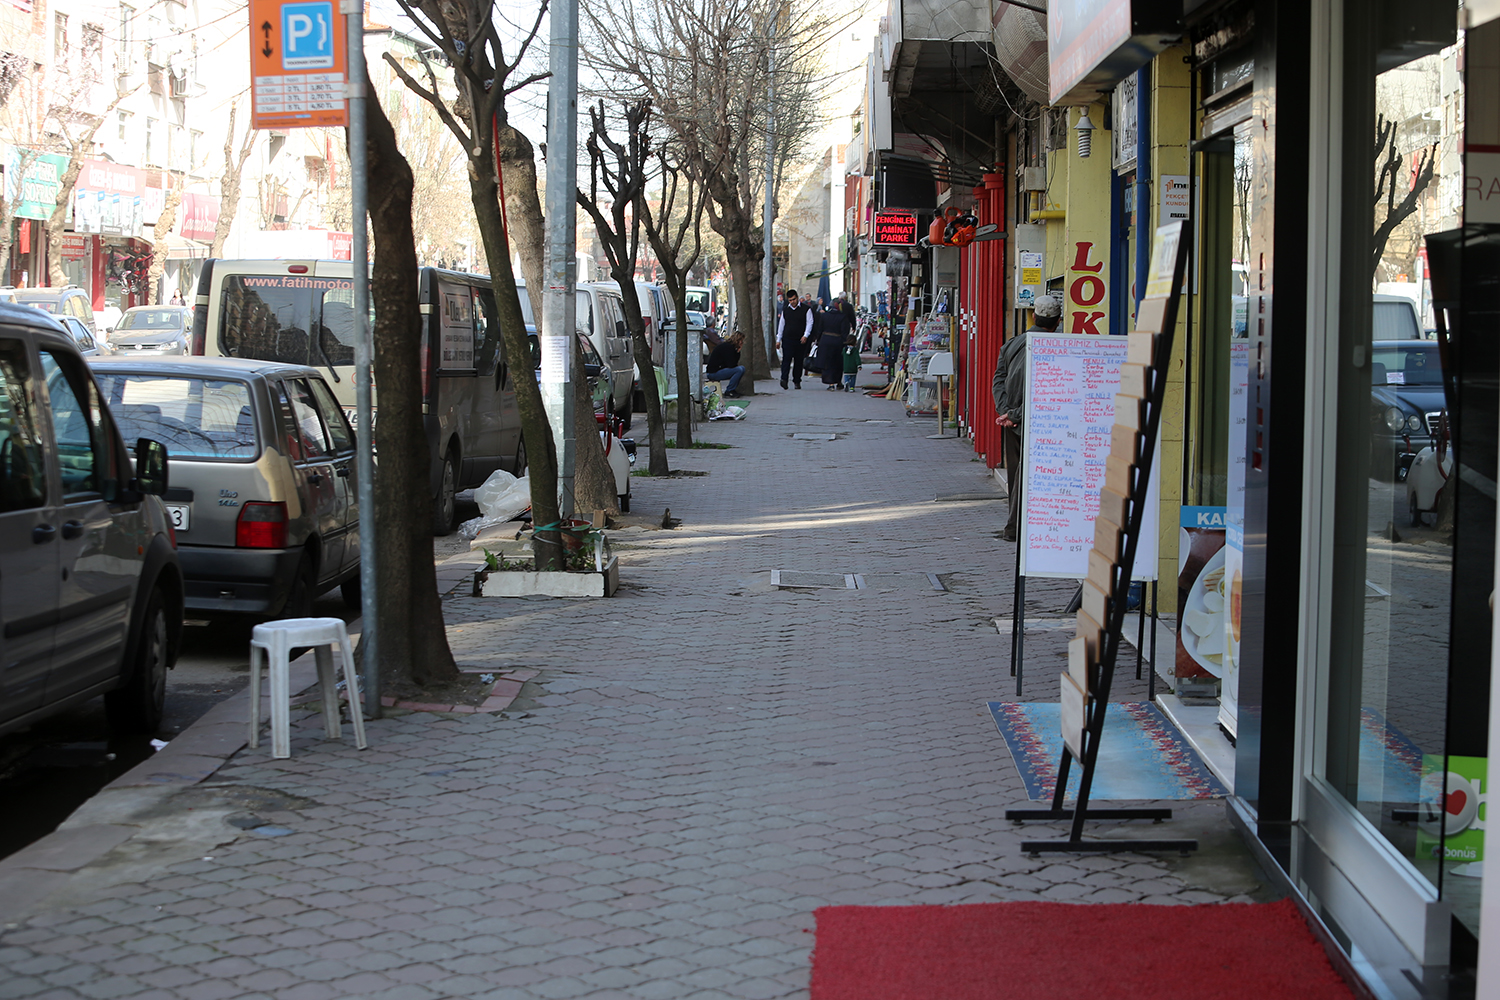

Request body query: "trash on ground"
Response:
[461, 471, 532, 540]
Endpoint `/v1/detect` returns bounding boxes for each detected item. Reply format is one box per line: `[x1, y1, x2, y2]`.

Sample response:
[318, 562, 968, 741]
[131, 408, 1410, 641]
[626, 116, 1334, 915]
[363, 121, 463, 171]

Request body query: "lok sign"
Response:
[250, 0, 348, 129]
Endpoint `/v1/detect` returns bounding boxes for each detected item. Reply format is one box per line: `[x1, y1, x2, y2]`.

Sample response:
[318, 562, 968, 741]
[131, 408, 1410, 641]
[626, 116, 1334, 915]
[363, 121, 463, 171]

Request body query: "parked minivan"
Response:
[0, 305, 182, 737]
[190, 260, 526, 533]
[517, 279, 635, 426]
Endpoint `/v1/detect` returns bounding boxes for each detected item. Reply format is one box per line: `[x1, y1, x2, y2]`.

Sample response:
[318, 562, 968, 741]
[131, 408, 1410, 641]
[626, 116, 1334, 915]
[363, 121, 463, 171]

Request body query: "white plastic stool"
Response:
[249, 617, 368, 758]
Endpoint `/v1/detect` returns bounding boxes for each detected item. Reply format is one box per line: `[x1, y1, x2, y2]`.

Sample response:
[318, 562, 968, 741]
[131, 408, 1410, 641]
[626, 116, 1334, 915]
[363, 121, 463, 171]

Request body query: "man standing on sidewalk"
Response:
[993, 294, 1062, 541]
[777, 289, 814, 388]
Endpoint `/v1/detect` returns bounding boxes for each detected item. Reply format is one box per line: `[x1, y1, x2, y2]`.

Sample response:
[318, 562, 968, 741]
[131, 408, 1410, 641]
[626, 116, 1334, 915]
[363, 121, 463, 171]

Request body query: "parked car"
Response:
[518, 279, 636, 428]
[89, 356, 362, 618]
[109, 305, 192, 356]
[58, 316, 109, 357]
[1370, 340, 1446, 480]
[1372, 294, 1424, 340]
[0, 304, 182, 738]
[14, 286, 99, 336]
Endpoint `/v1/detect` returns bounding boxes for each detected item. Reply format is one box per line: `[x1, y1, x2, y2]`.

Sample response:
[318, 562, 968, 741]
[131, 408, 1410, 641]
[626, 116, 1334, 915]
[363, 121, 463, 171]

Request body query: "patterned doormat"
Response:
[987, 701, 1227, 801]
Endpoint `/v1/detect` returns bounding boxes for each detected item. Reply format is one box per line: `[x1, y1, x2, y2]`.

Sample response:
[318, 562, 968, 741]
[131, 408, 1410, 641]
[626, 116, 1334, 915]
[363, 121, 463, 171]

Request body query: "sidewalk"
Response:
[0, 378, 1271, 1000]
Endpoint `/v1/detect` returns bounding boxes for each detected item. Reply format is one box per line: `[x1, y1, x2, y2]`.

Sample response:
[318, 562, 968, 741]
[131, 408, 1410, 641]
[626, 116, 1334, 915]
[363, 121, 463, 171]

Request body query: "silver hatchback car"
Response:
[89, 356, 361, 619]
[108, 306, 192, 356]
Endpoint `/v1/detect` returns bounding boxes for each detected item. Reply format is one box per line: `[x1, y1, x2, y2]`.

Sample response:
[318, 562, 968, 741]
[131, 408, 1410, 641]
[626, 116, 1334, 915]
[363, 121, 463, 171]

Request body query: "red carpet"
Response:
[810, 898, 1355, 1000]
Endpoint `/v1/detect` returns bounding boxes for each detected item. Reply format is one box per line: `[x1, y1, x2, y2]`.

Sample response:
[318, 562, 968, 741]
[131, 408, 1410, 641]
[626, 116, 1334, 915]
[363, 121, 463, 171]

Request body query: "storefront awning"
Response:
[162, 234, 209, 260]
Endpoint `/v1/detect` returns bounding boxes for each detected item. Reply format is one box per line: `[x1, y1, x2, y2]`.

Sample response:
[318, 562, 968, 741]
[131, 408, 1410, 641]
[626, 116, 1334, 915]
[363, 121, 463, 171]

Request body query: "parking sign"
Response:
[250, 0, 348, 129]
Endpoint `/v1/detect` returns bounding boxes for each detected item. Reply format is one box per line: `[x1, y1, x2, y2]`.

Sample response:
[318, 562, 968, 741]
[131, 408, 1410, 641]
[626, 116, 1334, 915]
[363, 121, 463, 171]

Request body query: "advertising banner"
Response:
[1177, 506, 1227, 681]
[1417, 755, 1487, 867]
[180, 193, 222, 241]
[74, 159, 146, 238]
[5, 148, 71, 221]
[1221, 297, 1250, 735]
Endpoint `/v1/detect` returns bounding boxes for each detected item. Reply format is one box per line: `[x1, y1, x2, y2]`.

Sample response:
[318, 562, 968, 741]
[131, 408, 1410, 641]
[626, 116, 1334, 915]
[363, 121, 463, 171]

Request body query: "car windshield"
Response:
[684, 290, 710, 313]
[1371, 345, 1443, 387]
[93, 373, 258, 460]
[117, 309, 184, 331]
[218, 274, 360, 370]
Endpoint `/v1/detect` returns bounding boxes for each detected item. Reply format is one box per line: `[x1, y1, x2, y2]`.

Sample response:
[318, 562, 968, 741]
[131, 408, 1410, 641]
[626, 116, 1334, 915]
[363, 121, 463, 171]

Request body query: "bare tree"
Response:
[640, 146, 708, 447]
[43, 84, 141, 286]
[576, 100, 669, 476]
[359, 90, 460, 688]
[1372, 112, 1437, 278]
[211, 98, 259, 258]
[382, 0, 567, 566]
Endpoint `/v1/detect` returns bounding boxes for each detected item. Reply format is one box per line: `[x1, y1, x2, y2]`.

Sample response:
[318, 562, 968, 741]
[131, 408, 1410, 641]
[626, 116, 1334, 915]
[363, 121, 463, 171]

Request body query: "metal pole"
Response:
[345, 0, 377, 720]
[761, 19, 775, 363]
[541, 0, 579, 514]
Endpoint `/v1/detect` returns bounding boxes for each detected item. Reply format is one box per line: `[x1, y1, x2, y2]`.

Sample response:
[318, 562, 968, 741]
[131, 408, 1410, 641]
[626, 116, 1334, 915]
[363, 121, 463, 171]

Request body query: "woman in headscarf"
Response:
[816, 296, 851, 389]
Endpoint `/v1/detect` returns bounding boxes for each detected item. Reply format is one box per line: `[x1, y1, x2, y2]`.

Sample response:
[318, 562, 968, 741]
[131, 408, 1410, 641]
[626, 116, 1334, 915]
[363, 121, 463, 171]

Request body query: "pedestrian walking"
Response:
[993, 294, 1062, 541]
[841, 334, 862, 391]
[805, 299, 827, 375]
[707, 331, 747, 397]
[816, 297, 852, 390]
[777, 289, 814, 389]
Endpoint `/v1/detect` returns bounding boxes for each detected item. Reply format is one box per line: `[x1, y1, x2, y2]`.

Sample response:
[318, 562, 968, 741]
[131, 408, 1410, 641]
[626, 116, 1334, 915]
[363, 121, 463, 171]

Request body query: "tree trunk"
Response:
[495, 123, 545, 321]
[467, 127, 564, 569]
[147, 182, 183, 305]
[44, 156, 86, 288]
[671, 285, 694, 446]
[572, 330, 619, 515]
[360, 93, 460, 688]
[615, 281, 668, 475]
[725, 248, 756, 387]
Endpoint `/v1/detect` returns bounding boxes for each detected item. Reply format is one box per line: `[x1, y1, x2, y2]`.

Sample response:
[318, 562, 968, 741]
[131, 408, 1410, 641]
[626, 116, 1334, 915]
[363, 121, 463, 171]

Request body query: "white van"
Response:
[189, 259, 524, 534]
[518, 279, 634, 425]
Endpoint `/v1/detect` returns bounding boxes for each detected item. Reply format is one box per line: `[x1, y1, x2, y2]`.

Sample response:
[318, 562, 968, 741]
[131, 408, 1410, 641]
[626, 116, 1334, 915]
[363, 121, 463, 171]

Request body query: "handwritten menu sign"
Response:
[1021, 333, 1158, 579]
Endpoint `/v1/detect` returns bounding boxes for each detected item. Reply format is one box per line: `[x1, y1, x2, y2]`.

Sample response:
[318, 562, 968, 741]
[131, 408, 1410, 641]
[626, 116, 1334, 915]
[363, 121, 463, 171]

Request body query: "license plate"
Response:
[164, 503, 190, 531]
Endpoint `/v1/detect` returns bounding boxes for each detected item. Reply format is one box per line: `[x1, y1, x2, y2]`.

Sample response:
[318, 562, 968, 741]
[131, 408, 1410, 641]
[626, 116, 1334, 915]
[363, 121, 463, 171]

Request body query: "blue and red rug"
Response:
[988, 701, 1227, 801]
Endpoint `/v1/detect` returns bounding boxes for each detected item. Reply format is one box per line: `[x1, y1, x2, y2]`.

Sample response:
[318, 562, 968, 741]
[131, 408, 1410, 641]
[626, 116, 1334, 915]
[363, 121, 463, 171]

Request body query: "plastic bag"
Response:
[459, 471, 532, 540]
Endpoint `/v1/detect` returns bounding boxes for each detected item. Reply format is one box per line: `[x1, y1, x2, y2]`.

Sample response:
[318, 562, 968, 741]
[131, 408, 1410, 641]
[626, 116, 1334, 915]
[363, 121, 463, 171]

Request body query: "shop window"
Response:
[1322, 4, 1473, 940]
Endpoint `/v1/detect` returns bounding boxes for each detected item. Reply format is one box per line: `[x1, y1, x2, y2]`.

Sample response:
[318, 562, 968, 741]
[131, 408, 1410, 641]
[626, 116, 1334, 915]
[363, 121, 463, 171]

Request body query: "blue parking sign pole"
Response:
[342, 0, 377, 720]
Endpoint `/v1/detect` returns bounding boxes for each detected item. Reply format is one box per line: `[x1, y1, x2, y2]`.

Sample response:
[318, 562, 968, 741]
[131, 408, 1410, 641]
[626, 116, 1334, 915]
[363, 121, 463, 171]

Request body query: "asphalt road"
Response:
[0, 493, 483, 864]
[0, 591, 359, 864]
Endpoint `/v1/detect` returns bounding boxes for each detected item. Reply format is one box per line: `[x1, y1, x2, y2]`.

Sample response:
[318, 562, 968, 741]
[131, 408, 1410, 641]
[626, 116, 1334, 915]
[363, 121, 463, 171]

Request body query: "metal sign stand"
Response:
[1006, 221, 1192, 856]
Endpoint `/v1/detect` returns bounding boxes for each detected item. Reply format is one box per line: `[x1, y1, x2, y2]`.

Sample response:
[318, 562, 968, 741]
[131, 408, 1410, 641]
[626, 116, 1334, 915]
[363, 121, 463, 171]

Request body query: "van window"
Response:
[684, 289, 710, 313]
[96, 373, 258, 460]
[0, 339, 46, 511]
[576, 290, 593, 335]
[219, 274, 360, 369]
[39, 351, 113, 497]
[599, 295, 624, 339]
[1373, 299, 1421, 341]
[473, 288, 500, 377]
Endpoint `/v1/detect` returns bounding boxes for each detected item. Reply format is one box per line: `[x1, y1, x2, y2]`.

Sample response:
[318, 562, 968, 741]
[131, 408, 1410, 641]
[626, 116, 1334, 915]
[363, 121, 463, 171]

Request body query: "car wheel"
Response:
[619, 488, 630, 513]
[432, 452, 458, 536]
[341, 575, 361, 609]
[1409, 492, 1424, 528]
[105, 587, 169, 735]
[615, 404, 632, 433]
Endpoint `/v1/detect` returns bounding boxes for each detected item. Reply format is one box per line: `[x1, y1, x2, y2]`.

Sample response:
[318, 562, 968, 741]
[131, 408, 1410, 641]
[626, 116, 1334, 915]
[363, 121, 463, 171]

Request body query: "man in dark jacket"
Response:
[993, 294, 1062, 541]
[777, 289, 814, 389]
[707, 332, 746, 397]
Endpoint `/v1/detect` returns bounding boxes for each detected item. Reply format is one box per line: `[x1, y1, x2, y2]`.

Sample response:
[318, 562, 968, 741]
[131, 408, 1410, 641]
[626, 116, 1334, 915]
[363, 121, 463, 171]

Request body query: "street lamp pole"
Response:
[541, 0, 579, 513]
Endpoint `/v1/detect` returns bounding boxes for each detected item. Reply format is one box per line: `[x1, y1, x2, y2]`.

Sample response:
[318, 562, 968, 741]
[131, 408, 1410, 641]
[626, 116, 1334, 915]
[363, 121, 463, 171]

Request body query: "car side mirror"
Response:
[583, 362, 603, 378]
[134, 438, 169, 496]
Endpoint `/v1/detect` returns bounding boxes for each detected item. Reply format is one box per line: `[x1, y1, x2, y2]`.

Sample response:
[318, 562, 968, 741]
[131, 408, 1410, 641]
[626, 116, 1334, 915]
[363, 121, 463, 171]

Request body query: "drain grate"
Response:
[790, 433, 837, 441]
[772, 570, 857, 589]
[772, 571, 946, 592]
[854, 573, 946, 592]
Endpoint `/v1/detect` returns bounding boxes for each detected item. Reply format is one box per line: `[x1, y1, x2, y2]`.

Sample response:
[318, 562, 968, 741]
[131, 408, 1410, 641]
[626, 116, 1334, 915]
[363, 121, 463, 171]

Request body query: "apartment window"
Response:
[53, 13, 67, 63]
[117, 110, 130, 140]
[120, 6, 134, 54]
[189, 128, 203, 171]
[145, 117, 158, 166]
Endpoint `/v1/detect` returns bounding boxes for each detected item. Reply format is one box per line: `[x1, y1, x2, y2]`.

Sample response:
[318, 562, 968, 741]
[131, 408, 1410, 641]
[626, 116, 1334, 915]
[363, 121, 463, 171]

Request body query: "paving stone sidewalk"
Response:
[0, 377, 1271, 1000]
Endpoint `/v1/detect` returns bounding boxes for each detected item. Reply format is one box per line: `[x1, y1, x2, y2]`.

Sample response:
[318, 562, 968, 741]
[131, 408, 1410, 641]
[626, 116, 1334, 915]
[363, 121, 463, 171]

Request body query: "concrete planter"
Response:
[473, 556, 620, 598]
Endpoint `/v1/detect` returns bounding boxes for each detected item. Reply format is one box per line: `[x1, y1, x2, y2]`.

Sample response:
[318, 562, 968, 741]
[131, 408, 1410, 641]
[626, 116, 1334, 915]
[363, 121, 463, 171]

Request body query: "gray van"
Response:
[190, 260, 526, 534]
[91, 356, 362, 618]
[0, 305, 181, 737]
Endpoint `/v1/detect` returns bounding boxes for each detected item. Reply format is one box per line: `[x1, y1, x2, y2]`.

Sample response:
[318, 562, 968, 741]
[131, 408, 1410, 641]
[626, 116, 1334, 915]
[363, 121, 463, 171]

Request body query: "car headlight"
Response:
[1385, 407, 1405, 432]
[1406, 414, 1424, 432]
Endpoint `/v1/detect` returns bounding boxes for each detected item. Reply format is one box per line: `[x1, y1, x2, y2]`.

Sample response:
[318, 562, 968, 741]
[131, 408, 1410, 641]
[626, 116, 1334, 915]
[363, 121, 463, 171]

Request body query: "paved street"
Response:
[0, 374, 1270, 1000]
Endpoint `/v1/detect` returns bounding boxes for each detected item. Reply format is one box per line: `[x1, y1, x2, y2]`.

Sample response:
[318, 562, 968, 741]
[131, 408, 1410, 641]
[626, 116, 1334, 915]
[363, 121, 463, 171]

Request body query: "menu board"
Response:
[1020, 333, 1158, 579]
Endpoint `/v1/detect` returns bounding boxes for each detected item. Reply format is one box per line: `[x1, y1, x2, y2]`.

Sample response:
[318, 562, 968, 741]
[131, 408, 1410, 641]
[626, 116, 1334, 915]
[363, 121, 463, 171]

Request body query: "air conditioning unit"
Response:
[144, 40, 164, 66]
[169, 71, 191, 97]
